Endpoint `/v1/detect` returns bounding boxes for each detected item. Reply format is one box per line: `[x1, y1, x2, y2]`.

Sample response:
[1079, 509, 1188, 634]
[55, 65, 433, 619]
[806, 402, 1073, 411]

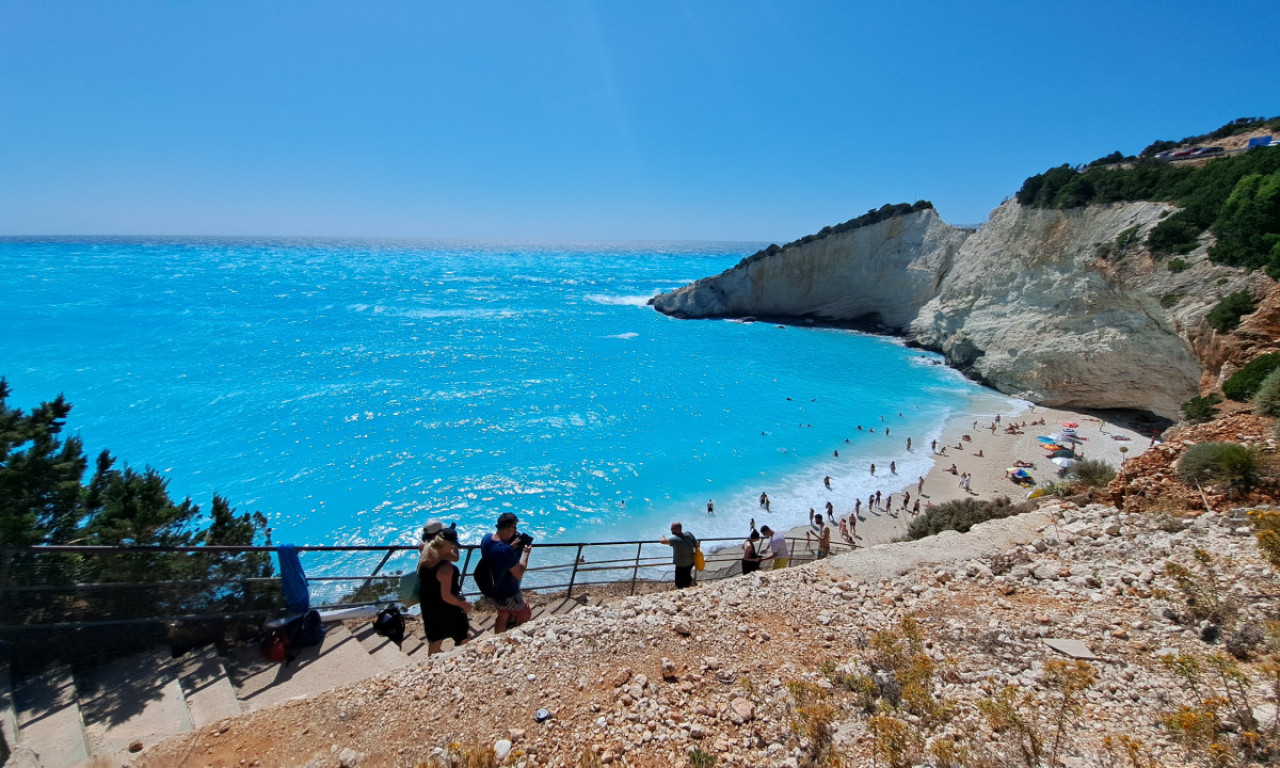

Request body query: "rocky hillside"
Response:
[651, 200, 1273, 422]
[135, 491, 1280, 768]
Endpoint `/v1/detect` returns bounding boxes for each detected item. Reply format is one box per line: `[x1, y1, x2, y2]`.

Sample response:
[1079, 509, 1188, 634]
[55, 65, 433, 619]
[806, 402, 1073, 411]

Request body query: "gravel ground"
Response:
[135, 494, 1280, 768]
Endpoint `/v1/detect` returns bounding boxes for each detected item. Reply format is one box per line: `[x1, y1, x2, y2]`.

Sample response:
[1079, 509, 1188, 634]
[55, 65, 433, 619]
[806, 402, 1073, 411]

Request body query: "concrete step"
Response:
[176, 646, 243, 729]
[349, 623, 413, 672]
[14, 665, 88, 768]
[77, 648, 192, 760]
[1, 663, 38, 768]
[224, 624, 391, 712]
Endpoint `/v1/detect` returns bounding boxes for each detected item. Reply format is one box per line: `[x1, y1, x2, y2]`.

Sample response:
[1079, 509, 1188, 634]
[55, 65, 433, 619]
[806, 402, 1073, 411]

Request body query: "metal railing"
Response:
[0, 534, 856, 629]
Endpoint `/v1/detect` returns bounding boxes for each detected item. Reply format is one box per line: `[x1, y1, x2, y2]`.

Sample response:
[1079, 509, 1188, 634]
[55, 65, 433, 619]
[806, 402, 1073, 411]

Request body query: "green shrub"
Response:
[1181, 393, 1222, 422]
[1168, 257, 1190, 273]
[1160, 293, 1181, 309]
[1252, 367, 1280, 417]
[1147, 214, 1202, 255]
[1223, 352, 1280, 401]
[1208, 290, 1258, 333]
[1177, 442, 1259, 490]
[1017, 130, 1280, 273]
[907, 496, 1032, 540]
[1068, 459, 1116, 488]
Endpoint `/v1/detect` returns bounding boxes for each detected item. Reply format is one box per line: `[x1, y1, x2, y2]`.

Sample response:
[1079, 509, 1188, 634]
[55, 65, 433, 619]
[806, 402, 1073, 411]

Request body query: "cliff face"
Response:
[652, 209, 971, 329]
[652, 202, 1259, 420]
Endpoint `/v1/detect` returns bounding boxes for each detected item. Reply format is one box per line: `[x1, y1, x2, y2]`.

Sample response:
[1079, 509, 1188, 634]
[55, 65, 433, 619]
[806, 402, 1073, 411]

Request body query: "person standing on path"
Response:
[479, 512, 533, 633]
[760, 525, 789, 569]
[417, 526, 472, 655]
[814, 515, 831, 559]
[740, 530, 764, 575]
[660, 521, 699, 589]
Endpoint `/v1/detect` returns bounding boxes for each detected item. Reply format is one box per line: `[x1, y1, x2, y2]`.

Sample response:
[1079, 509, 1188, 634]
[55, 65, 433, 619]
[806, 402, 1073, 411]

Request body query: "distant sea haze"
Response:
[2, 237, 1014, 551]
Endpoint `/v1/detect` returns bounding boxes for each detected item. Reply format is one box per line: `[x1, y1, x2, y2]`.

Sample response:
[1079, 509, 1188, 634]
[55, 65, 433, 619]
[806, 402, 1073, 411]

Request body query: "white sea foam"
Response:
[584, 294, 653, 307]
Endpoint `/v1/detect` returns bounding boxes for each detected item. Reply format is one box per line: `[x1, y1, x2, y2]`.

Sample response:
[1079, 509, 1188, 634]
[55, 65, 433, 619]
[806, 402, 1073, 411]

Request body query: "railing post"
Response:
[565, 544, 585, 600]
[458, 546, 476, 590]
[630, 542, 643, 596]
[355, 548, 397, 602]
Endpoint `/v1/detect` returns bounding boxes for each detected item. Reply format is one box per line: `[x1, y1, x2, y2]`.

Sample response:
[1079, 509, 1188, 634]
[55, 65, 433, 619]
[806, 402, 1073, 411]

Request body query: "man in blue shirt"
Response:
[480, 512, 533, 633]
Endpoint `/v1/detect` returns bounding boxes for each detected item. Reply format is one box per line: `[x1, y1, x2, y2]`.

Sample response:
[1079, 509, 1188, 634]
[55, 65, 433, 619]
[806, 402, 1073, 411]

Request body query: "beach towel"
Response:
[277, 544, 310, 614]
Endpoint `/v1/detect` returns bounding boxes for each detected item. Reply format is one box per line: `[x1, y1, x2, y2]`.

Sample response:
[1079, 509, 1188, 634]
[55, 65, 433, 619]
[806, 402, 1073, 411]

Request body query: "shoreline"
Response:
[775, 401, 1153, 559]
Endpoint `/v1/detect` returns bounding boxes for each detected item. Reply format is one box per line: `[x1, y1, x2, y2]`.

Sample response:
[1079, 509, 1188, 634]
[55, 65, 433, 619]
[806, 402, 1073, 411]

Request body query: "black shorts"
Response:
[422, 606, 470, 644]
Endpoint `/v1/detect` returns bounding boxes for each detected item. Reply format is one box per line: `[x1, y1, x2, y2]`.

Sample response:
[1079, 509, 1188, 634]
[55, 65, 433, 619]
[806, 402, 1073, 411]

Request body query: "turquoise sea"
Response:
[2, 237, 1015, 553]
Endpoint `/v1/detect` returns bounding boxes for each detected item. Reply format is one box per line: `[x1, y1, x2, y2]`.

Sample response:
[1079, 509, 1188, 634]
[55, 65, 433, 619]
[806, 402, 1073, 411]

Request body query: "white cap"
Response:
[422, 519, 445, 540]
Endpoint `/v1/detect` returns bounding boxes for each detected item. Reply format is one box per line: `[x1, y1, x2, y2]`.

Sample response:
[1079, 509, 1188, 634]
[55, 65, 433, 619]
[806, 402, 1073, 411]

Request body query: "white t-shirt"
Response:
[769, 531, 789, 559]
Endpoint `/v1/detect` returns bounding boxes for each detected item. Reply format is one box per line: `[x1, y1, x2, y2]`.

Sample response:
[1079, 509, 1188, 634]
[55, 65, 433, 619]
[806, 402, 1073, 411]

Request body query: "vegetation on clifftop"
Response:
[739, 200, 934, 268]
[1016, 116, 1280, 276]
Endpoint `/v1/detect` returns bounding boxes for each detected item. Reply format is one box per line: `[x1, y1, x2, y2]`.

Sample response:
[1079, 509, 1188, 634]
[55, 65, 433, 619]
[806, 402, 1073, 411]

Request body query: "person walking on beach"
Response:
[911, 499, 921, 516]
[854, 498, 862, 517]
[660, 521, 699, 589]
[917, 476, 925, 494]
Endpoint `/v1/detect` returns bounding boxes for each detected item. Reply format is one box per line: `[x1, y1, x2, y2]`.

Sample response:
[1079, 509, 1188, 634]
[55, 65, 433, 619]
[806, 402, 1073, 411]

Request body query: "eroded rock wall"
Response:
[650, 208, 970, 329]
[651, 201, 1254, 420]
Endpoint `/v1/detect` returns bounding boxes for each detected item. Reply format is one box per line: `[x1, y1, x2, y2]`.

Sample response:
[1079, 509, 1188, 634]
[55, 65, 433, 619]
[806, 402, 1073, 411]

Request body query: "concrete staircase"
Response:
[2, 596, 600, 768]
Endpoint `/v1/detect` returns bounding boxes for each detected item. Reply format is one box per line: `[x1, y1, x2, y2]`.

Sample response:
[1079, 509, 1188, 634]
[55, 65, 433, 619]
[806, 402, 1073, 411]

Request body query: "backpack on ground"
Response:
[259, 608, 325, 664]
[373, 605, 406, 646]
[282, 609, 325, 648]
[472, 556, 498, 598]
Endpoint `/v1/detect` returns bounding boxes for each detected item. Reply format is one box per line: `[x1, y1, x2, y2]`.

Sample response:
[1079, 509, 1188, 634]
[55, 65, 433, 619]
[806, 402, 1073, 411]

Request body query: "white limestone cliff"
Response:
[651, 202, 1249, 420]
[651, 208, 970, 329]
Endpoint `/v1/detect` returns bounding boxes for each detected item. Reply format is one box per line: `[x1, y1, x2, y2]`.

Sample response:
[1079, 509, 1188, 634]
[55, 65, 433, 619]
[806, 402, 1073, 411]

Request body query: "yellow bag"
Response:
[693, 547, 705, 571]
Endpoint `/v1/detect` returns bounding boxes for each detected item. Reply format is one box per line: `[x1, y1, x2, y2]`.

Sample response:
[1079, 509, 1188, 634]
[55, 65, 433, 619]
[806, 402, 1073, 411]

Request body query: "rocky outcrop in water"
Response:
[652, 201, 1262, 420]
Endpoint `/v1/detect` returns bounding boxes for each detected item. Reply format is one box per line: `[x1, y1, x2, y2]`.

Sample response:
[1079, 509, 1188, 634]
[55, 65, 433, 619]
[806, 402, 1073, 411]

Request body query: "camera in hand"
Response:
[514, 531, 535, 549]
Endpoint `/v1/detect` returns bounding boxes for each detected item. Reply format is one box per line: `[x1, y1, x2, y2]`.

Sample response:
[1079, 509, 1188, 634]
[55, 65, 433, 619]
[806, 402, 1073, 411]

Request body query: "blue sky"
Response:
[1, 1, 1276, 242]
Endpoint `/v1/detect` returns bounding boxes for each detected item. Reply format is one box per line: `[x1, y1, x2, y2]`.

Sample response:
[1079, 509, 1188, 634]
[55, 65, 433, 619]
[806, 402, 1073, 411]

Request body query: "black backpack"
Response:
[472, 556, 498, 598]
[282, 609, 325, 648]
[372, 605, 406, 646]
[260, 609, 325, 664]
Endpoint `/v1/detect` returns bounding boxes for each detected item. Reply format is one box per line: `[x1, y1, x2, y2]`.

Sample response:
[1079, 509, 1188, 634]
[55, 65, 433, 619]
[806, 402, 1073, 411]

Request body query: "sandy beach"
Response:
[781, 402, 1154, 557]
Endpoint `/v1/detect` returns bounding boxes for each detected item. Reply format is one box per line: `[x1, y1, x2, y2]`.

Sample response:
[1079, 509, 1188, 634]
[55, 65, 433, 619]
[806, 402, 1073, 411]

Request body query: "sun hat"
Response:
[422, 519, 445, 541]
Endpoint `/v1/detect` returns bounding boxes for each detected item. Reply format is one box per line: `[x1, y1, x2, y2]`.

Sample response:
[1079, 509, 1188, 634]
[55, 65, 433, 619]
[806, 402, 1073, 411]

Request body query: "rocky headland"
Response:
[651, 200, 1275, 422]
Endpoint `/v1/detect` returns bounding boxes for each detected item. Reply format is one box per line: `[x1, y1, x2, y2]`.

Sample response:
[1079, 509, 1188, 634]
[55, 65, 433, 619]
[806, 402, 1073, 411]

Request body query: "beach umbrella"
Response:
[1051, 457, 1077, 468]
[1062, 421, 1079, 428]
[1007, 468, 1030, 478]
[1048, 448, 1076, 459]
